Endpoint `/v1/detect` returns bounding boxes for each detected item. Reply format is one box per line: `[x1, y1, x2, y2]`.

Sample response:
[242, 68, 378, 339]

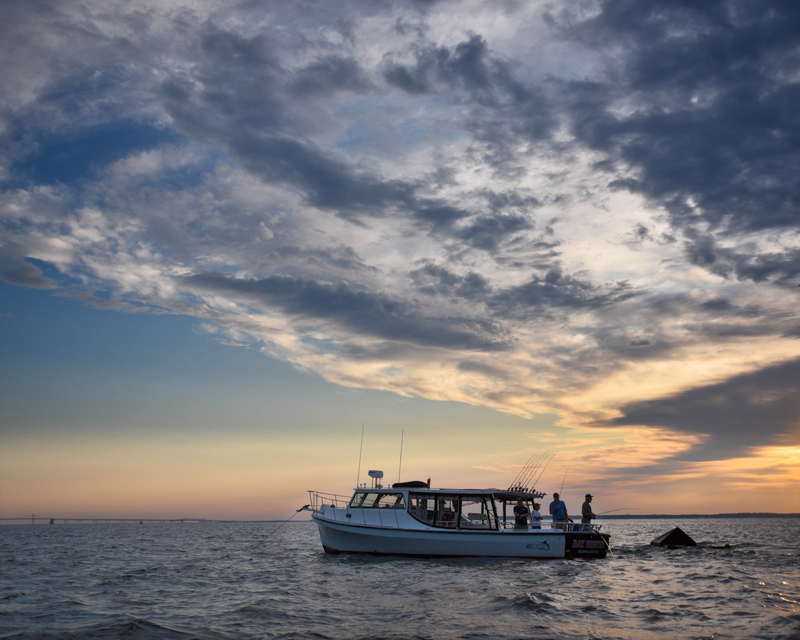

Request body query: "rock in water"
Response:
[650, 527, 697, 546]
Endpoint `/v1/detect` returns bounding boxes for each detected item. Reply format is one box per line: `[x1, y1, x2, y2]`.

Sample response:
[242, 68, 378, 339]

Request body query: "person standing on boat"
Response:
[550, 492, 570, 527]
[513, 499, 530, 529]
[581, 494, 596, 527]
[531, 502, 543, 529]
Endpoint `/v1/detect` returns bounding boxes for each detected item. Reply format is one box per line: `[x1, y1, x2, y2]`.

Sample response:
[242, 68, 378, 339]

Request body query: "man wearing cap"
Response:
[531, 502, 543, 529]
[581, 494, 596, 525]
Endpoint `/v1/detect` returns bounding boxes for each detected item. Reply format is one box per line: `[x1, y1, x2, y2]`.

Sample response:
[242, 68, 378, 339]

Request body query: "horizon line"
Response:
[2, 511, 799, 524]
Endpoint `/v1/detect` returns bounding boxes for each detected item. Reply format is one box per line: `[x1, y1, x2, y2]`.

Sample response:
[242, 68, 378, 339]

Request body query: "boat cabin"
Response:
[310, 482, 547, 532]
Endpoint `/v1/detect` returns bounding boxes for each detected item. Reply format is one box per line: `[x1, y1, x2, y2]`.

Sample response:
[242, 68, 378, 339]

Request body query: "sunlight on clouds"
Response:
[2, 0, 799, 517]
[688, 446, 800, 495]
[558, 339, 800, 428]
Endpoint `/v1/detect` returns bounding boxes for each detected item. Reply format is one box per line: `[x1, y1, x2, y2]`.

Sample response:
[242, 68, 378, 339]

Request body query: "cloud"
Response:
[608, 357, 800, 458]
[0, 0, 799, 468]
[1, 262, 53, 288]
[553, 1, 800, 238]
[183, 272, 511, 352]
[683, 233, 800, 287]
[289, 56, 373, 97]
[489, 268, 638, 318]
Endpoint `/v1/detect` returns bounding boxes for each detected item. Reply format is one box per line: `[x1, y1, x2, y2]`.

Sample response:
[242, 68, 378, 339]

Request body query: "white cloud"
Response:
[1, 0, 798, 466]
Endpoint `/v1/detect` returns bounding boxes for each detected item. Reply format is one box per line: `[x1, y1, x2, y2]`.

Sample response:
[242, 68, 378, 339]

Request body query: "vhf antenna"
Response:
[356, 424, 364, 489]
[397, 430, 404, 484]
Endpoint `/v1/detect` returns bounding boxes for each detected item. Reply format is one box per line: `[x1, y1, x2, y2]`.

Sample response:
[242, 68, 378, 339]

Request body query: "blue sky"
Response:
[1, 0, 798, 518]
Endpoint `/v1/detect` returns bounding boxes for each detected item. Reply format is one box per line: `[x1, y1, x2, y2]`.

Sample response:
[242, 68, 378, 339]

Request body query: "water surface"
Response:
[1, 518, 798, 639]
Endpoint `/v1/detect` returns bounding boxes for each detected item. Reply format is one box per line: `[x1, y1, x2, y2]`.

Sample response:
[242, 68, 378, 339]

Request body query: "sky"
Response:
[1, 0, 799, 520]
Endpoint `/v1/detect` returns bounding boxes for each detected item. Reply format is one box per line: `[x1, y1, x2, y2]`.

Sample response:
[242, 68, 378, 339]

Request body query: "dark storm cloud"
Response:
[479, 190, 542, 214]
[272, 245, 377, 274]
[1, 263, 53, 289]
[184, 272, 511, 352]
[289, 56, 372, 96]
[383, 34, 524, 104]
[456, 214, 532, 252]
[382, 33, 556, 162]
[489, 267, 637, 318]
[557, 0, 800, 237]
[160, 27, 472, 227]
[409, 263, 491, 299]
[684, 232, 800, 286]
[159, 26, 551, 248]
[608, 357, 800, 458]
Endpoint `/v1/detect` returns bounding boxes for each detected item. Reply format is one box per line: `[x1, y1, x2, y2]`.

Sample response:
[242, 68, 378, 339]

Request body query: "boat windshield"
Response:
[350, 492, 406, 509]
[407, 493, 498, 530]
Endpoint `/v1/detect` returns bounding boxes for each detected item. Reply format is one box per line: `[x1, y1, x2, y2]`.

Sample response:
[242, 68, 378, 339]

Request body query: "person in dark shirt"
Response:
[513, 499, 530, 529]
[581, 494, 596, 528]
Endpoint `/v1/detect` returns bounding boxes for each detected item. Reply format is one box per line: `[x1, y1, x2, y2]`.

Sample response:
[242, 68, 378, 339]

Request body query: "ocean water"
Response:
[1, 518, 798, 640]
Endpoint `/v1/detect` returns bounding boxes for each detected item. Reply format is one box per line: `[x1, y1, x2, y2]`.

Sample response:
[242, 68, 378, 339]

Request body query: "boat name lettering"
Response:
[573, 539, 605, 549]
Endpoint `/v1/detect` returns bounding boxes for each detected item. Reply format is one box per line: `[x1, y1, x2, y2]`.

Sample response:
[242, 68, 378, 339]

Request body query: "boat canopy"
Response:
[392, 480, 428, 488]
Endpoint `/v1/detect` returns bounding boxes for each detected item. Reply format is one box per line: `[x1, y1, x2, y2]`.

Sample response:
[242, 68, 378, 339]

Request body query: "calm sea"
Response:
[1, 518, 798, 640]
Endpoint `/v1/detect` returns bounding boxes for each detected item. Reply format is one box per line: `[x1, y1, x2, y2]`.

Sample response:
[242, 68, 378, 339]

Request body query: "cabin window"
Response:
[459, 496, 497, 530]
[407, 493, 497, 529]
[376, 493, 406, 509]
[350, 492, 378, 508]
[350, 492, 405, 508]
[435, 495, 459, 528]
[407, 493, 436, 525]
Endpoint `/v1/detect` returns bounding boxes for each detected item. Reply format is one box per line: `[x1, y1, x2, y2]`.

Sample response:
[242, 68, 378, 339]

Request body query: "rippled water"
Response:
[1, 518, 798, 639]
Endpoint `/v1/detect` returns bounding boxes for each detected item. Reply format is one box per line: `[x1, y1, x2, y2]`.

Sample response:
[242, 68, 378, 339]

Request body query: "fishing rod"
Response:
[512, 452, 543, 490]
[559, 469, 568, 495]
[532, 451, 556, 491]
[597, 508, 640, 516]
[509, 453, 537, 490]
[513, 450, 553, 491]
[520, 451, 549, 489]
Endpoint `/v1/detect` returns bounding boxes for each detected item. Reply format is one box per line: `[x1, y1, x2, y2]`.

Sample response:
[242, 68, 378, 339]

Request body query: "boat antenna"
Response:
[356, 424, 365, 489]
[397, 430, 404, 484]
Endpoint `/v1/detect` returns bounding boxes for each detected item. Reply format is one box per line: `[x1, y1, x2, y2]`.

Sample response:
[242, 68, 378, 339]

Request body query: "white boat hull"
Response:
[313, 514, 607, 558]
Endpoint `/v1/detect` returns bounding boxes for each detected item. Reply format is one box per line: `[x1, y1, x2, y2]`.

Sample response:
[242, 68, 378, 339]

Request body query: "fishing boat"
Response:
[303, 470, 610, 559]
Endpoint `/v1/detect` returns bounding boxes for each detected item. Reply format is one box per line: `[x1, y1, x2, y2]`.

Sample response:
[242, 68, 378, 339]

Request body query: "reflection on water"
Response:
[1, 518, 798, 639]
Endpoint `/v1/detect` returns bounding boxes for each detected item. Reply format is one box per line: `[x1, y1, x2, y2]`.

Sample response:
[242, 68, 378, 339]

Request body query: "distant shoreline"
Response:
[1, 512, 798, 524]
[600, 512, 800, 519]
